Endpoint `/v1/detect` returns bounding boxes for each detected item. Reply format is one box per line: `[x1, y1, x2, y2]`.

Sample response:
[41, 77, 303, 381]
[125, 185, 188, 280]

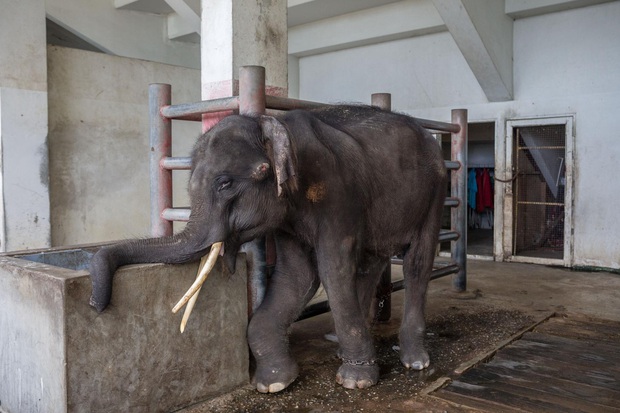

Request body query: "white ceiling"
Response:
[287, 0, 403, 26]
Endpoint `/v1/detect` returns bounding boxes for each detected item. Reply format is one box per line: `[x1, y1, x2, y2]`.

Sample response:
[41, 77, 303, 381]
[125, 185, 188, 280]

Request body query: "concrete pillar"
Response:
[0, 0, 51, 252]
[200, 0, 288, 129]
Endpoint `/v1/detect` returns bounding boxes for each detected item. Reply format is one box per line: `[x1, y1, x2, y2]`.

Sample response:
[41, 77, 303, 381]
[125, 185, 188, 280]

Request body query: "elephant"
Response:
[89, 104, 448, 392]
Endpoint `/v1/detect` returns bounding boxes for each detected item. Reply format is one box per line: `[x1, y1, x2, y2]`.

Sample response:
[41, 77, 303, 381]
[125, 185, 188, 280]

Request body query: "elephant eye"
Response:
[217, 179, 233, 192]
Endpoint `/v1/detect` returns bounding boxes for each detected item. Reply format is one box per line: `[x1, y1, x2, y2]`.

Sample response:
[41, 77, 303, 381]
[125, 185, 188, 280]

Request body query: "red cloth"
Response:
[476, 168, 493, 212]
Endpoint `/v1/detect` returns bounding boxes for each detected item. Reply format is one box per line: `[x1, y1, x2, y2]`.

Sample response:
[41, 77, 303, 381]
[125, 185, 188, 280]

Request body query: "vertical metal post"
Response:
[451, 109, 468, 291]
[239, 66, 266, 115]
[149, 83, 173, 237]
[371, 93, 391, 111]
[371, 93, 392, 322]
[239, 66, 268, 315]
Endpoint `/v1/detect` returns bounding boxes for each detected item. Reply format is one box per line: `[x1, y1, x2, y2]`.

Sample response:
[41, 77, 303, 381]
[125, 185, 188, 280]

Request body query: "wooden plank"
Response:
[502, 340, 620, 374]
[489, 352, 619, 390]
[536, 317, 620, 345]
[452, 312, 555, 375]
[440, 379, 590, 413]
[550, 314, 620, 331]
[421, 395, 493, 413]
[522, 331, 620, 355]
[457, 364, 620, 411]
[444, 373, 618, 413]
[499, 338, 620, 379]
[435, 389, 529, 413]
[511, 334, 620, 373]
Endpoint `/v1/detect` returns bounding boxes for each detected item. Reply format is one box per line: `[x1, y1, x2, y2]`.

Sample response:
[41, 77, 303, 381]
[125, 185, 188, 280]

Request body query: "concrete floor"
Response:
[183, 260, 620, 412]
[423, 259, 620, 322]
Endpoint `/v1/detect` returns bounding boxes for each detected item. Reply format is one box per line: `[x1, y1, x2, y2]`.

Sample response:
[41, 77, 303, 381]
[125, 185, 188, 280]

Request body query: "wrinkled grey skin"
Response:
[89, 105, 447, 392]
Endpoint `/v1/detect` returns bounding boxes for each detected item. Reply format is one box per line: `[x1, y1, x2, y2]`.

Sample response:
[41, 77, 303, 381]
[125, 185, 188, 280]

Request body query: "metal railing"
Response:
[149, 65, 467, 320]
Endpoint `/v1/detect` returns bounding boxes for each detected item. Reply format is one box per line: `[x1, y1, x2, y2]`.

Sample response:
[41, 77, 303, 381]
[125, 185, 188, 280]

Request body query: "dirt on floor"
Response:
[180, 260, 620, 413]
[181, 304, 536, 413]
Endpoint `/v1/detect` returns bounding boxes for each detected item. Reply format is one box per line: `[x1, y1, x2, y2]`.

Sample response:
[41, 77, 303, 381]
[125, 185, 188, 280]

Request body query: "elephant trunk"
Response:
[89, 220, 215, 313]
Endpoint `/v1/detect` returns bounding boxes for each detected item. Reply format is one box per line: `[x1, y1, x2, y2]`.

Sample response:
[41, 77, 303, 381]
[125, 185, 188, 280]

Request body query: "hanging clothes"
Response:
[476, 168, 493, 213]
[468, 169, 478, 210]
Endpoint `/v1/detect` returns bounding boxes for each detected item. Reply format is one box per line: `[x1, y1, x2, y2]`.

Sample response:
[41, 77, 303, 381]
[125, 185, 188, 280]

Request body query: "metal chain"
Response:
[494, 171, 521, 183]
[340, 357, 377, 366]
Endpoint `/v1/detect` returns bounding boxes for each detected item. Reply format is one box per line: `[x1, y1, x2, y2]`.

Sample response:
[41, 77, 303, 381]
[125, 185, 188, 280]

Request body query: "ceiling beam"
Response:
[289, 0, 445, 57]
[433, 0, 514, 101]
[505, 0, 617, 18]
[165, 0, 201, 42]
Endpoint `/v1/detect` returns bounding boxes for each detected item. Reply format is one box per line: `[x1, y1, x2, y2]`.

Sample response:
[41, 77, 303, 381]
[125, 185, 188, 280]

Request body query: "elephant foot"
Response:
[254, 357, 299, 394]
[399, 345, 430, 370]
[335, 360, 379, 389]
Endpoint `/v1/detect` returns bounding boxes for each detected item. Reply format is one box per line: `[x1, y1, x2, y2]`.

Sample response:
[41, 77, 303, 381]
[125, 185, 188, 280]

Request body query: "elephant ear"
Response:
[260, 115, 298, 197]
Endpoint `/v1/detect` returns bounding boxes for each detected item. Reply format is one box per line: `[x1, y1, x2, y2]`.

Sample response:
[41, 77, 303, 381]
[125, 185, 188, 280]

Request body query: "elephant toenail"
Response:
[357, 380, 372, 389]
[410, 361, 425, 370]
[269, 382, 286, 393]
[342, 379, 357, 389]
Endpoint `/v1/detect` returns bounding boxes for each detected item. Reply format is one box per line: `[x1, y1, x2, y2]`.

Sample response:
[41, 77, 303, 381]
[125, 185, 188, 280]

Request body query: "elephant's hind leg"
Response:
[247, 232, 319, 393]
[399, 209, 442, 370]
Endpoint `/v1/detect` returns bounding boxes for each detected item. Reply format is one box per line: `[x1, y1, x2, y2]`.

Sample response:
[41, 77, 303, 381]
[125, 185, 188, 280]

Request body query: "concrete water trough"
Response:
[0, 245, 249, 413]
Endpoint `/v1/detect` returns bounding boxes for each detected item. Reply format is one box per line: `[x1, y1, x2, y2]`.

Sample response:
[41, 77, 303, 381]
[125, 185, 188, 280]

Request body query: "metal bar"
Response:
[513, 129, 520, 256]
[162, 207, 190, 222]
[161, 96, 240, 120]
[431, 264, 461, 280]
[371, 93, 392, 322]
[265, 95, 326, 111]
[451, 109, 468, 292]
[297, 263, 461, 321]
[516, 201, 564, 206]
[371, 93, 391, 110]
[444, 197, 460, 207]
[149, 83, 173, 237]
[162, 156, 191, 170]
[297, 300, 331, 321]
[239, 66, 267, 317]
[239, 66, 266, 115]
[439, 230, 460, 242]
[517, 145, 565, 150]
[417, 118, 461, 134]
[391, 264, 461, 292]
[445, 160, 461, 170]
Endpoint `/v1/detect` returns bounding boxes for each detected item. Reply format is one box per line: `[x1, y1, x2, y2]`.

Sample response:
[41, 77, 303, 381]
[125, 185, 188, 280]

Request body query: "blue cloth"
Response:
[468, 169, 478, 210]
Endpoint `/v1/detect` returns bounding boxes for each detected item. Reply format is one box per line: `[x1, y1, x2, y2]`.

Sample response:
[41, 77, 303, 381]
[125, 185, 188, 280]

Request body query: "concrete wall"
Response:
[0, 247, 248, 413]
[46, 0, 200, 69]
[296, 2, 620, 269]
[0, 0, 51, 252]
[47, 46, 201, 246]
[299, 31, 488, 108]
[513, 2, 620, 269]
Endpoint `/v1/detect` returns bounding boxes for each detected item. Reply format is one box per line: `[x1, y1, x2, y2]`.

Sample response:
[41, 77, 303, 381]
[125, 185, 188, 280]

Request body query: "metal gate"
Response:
[149, 65, 469, 319]
[506, 117, 573, 266]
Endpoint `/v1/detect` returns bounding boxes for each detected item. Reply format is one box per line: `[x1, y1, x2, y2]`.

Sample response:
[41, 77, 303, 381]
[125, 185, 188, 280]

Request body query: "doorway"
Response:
[506, 117, 574, 266]
[440, 122, 496, 259]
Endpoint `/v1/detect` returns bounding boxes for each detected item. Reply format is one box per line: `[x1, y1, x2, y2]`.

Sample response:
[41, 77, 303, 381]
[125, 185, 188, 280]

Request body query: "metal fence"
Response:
[148, 65, 468, 320]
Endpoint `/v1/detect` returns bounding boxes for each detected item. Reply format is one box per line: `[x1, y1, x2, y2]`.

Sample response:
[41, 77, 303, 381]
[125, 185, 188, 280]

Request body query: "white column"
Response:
[200, 0, 288, 128]
[0, 0, 50, 251]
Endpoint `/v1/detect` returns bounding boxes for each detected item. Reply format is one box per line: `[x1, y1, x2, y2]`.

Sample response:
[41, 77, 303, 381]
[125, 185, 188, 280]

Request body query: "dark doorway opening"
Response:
[440, 122, 496, 258]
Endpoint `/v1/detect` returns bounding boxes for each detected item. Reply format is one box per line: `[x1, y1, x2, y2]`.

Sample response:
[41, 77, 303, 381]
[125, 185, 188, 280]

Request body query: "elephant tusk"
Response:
[172, 242, 223, 331]
[179, 265, 204, 333]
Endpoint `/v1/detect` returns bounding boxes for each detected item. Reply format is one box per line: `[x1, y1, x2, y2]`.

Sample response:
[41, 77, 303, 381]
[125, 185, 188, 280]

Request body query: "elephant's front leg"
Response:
[247, 232, 320, 393]
[317, 236, 379, 389]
